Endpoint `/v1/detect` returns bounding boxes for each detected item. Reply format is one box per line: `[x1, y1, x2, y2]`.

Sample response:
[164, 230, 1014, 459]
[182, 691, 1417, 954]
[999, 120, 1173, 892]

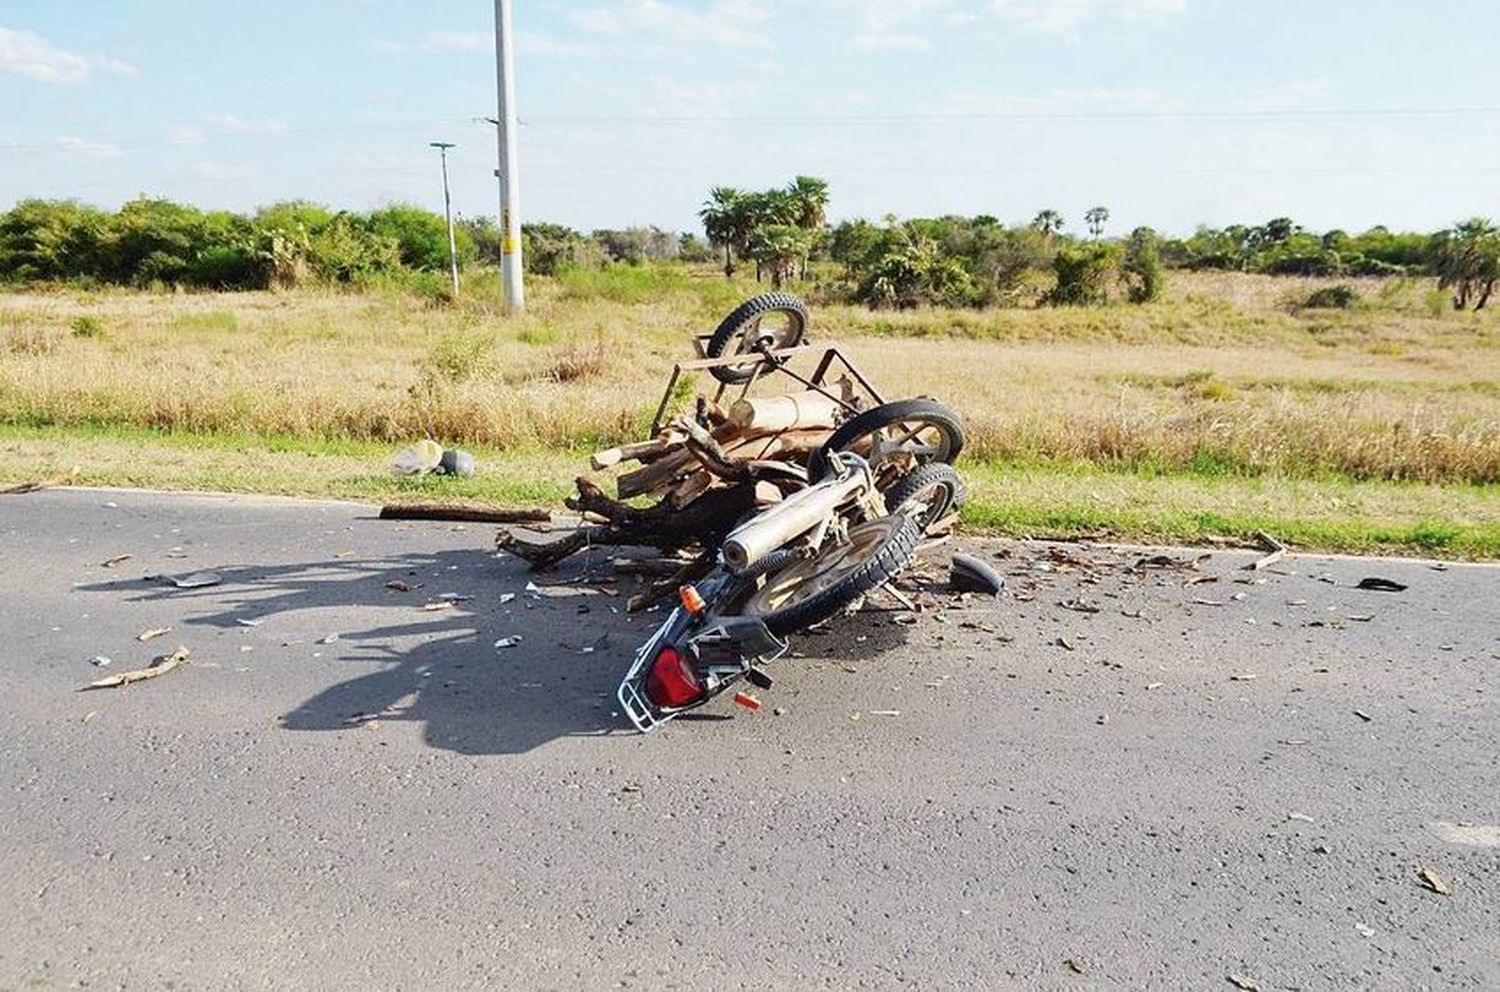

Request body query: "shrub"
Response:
[1045, 242, 1122, 306]
[366, 203, 474, 272]
[69, 315, 104, 338]
[1121, 227, 1163, 303]
[1303, 284, 1359, 309]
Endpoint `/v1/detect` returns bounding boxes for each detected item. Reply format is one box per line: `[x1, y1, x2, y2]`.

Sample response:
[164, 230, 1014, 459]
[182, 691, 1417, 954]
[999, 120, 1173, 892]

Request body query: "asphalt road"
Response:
[1, 488, 1496, 991]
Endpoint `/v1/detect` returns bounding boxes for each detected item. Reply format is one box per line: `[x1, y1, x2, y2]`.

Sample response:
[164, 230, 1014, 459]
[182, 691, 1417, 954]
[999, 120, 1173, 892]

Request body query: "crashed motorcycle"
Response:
[617, 412, 965, 732]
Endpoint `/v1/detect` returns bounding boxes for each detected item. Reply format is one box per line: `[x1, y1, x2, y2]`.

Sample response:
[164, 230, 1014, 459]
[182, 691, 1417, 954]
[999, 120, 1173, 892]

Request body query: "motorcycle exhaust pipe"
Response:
[722, 469, 870, 572]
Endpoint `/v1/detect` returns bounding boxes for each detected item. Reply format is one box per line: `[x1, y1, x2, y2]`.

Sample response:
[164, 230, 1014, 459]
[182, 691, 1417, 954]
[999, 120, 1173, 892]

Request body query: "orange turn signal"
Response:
[733, 691, 763, 711]
[678, 584, 706, 615]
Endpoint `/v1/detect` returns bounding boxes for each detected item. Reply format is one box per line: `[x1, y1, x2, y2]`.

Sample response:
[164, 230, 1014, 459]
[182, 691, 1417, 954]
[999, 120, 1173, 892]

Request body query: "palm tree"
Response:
[786, 175, 830, 278]
[1435, 217, 1500, 311]
[699, 186, 745, 277]
[1084, 206, 1110, 239]
[1032, 209, 1064, 239]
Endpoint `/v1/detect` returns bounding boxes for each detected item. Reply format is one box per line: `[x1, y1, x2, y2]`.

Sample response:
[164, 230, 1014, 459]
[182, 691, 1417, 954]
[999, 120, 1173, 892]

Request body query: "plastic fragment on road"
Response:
[385, 580, 411, 592]
[499, 593, 516, 605]
[1227, 975, 1264, 992]
[949, 553, 1004, 595]
[170, 571, 222, 589]
[319, 633, 340, 644]
[1415, 866, 1452, 895]
[137, 626, 171, 642]
[88, 655, 112, 668]
[1355, 576, 1408, 592]
[101, 554, 132, 568]
[80, 647, 190, 690]
[495, 636, 523, 649]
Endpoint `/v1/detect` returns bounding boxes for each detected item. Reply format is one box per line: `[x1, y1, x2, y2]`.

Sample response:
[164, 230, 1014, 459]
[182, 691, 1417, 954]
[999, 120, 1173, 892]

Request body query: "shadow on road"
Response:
[79, 548, 635, 755]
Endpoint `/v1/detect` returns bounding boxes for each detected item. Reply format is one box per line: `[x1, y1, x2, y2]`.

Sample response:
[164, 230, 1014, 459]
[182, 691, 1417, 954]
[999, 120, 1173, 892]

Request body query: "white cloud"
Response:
[852, 33, 932, 52]
[1236, 78, 1334, 113]
[990, 0, 1185, 34]
[571, 1, 772, 49]
[937, 85, 1174, 117]
[169, 114, 286, 146]
[55, 136, 122, 157]
[0, 26, 137, 83]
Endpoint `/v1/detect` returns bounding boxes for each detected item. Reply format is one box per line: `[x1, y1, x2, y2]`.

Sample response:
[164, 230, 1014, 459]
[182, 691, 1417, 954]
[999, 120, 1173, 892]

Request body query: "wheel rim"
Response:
[724, 311, 803, 373]
[743, 517, 903, 616]
[900, 480, 955, 529]
[843, 418, 956, 481]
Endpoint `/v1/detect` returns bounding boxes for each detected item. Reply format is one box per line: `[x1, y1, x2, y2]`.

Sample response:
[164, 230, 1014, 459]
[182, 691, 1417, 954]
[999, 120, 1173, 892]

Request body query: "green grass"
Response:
[4, 422, 1496, 559]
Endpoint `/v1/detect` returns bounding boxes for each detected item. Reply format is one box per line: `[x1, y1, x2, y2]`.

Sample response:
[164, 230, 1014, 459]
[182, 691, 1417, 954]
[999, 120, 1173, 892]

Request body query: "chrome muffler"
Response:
[721, 455, 873, 571]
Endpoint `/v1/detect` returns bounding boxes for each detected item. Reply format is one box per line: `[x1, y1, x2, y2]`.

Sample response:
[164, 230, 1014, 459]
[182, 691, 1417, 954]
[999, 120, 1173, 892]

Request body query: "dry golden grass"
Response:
[1, 270, 1497, 486]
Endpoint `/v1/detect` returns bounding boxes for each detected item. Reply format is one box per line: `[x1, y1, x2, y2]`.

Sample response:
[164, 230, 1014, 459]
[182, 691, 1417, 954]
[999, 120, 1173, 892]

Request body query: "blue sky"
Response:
[1, 1, 1494, 236]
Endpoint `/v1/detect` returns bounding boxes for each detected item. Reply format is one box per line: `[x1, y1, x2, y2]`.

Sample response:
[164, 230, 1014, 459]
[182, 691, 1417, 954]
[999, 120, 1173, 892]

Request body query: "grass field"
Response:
[3, 267, 1498, 557]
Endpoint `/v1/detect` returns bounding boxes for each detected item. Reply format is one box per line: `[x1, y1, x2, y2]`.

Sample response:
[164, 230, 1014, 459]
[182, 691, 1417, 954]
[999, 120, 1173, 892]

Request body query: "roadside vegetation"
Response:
[2, 185, 1498, 557]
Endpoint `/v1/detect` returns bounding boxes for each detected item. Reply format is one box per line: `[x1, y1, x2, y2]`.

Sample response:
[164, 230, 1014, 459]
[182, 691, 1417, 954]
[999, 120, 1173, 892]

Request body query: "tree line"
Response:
[2, 188, 1496, 311]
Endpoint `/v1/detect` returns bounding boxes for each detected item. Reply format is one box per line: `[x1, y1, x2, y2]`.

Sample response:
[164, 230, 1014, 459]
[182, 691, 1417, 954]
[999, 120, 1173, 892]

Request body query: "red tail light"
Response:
[646, 646, 702, 708]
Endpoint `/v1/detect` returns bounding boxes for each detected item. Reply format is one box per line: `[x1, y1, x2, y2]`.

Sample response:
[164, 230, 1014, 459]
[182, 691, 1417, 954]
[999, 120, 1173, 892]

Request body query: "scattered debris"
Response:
[949, 553, 1005, 595]
[1355, 577, 1407, 592]
[436, 593, 473, 602]
[1353, 709, 1373, 722]
[1055, 636, 1074, 651]
[499, 593, 516, 605]
[385, 580, 411, 592]
[1191, 597, 1225, 607]
[169, 571, 222, 589]
[319, 633, 340, 645]
[1415, 866, 1452, 896]
[87, 655, 112, 668]
[1058, 598, 1101, 614]
[136, 626, 171, 642]
[0, 469, 78, 495]
[1063, 958, 1086, 975]
[1229, 673, 1258, 682]
[438, 448, 476, 477]
[101, 554, 133, 568]
[378, 502, 547, 524]
[235, 618, 263, 627]
[421, 601, 452, 611]
[1227, 974, 1264, 992]
[495, 636, 523, 649]
[1145, 681, 1164, 690]
[391, 439, 444, 476]
[1286, 812, 1315, 824]
[868, 709, 902, 717]
[734, 692, 763, 711]
[1096, 713, 1110, 725]
[80, 647, 190, 690]
[1245, 531, 1287, 572]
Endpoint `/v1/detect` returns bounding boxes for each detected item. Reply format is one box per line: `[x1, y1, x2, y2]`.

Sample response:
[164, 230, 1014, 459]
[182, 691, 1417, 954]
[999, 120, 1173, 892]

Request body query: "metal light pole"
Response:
[429, 141, 460, 297]
[493, 0, 524, 312]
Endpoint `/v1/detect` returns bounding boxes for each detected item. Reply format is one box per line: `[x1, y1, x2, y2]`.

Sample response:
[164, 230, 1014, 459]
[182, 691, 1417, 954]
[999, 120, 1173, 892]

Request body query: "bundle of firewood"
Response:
[496, 381, 855, 595]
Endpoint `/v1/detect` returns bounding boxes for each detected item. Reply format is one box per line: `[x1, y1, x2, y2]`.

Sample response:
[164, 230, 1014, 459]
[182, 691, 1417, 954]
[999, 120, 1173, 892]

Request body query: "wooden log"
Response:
[722, 428, 834, 462]
[590, 433, 682, 471]
[728, 388, 844, 433]
[667, 469, 714, 509]
[379, 503, 550, 524]
[616, 447, 696, 498]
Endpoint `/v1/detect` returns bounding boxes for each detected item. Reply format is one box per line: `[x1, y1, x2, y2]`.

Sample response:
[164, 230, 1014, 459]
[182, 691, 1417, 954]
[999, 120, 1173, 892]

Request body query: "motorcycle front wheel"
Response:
[738, 514, 921, 637]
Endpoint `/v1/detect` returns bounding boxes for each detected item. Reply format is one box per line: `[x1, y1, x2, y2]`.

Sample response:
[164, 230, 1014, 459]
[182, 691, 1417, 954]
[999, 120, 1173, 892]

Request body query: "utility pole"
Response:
[493, 0, 524, 312]
[429, 141, 460, 297]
